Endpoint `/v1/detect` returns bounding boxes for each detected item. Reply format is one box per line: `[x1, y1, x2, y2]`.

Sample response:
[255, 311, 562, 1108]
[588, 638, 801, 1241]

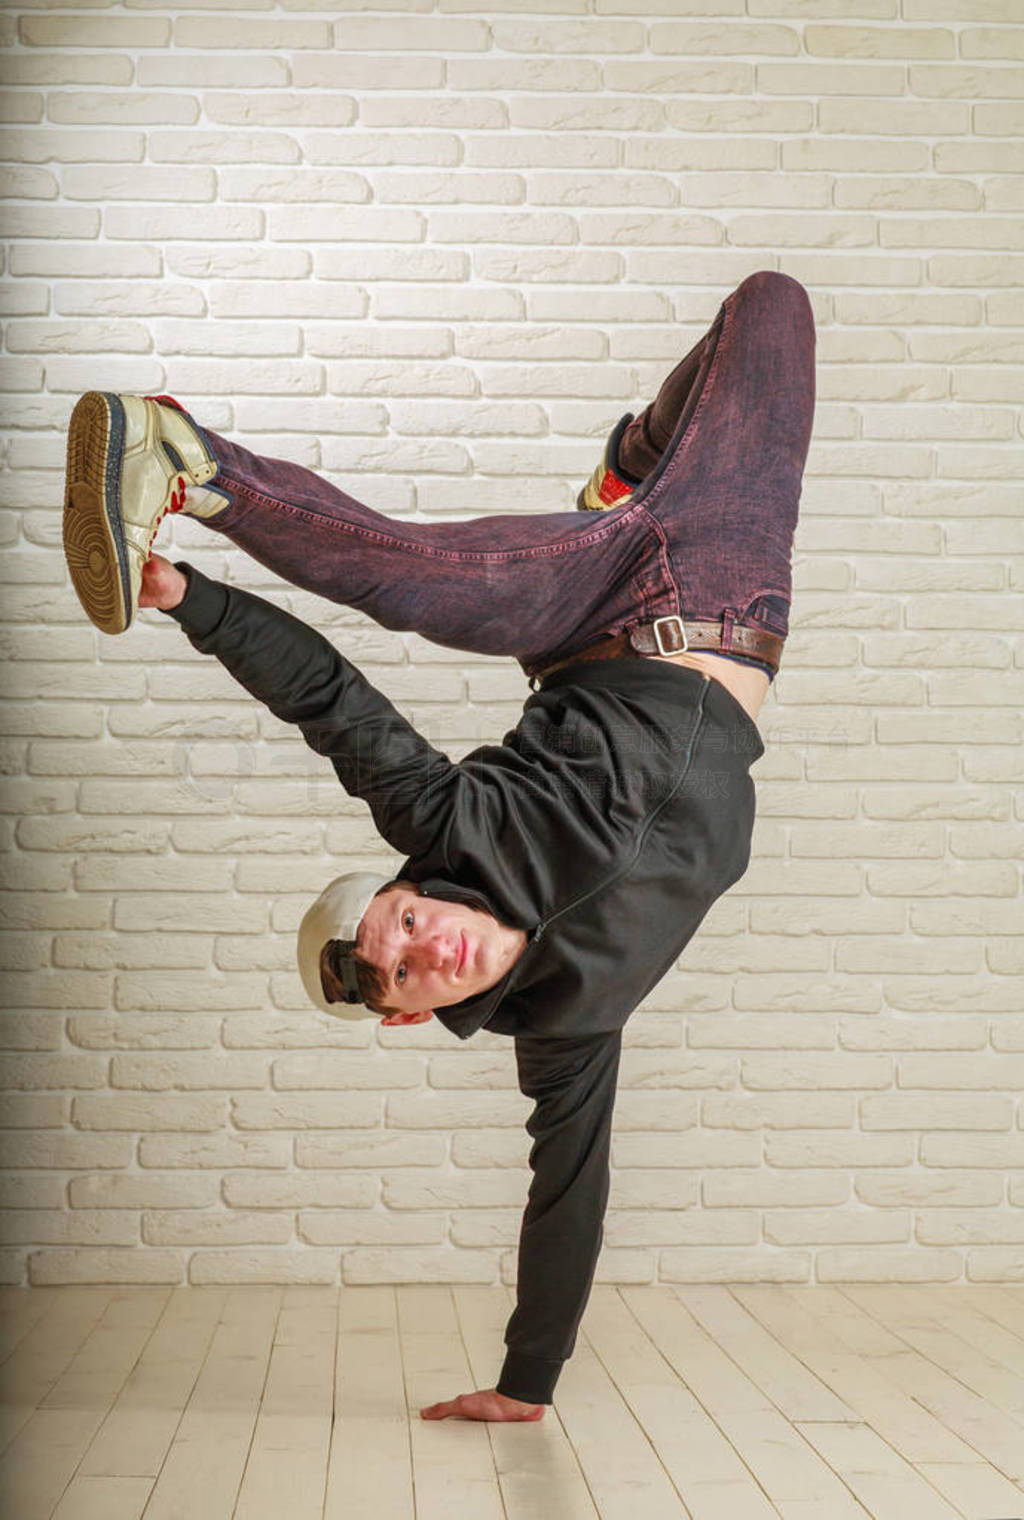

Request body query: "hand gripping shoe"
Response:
[63, 391, 218, 635]
[576, 412, 641, 512]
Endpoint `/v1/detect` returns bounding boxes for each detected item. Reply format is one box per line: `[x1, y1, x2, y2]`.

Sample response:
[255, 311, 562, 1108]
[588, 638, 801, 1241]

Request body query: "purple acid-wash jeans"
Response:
[184, 270, 815, 680]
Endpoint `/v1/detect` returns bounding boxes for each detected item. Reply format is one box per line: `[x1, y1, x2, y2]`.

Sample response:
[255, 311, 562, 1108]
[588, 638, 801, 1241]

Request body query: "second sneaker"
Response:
[576, 412, 641, 513]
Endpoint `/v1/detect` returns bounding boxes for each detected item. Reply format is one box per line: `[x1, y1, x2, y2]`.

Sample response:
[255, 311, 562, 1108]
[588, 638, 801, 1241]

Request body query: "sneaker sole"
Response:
[63, 391, 132, 635]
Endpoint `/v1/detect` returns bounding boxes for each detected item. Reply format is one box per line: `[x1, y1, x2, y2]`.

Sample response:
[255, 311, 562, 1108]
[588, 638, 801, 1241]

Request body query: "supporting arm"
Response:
[497, 1029, 623, 1405]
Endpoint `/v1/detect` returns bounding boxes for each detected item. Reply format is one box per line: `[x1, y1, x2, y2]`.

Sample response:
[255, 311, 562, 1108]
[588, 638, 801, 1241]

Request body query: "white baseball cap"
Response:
[296, 871, 393, 1019]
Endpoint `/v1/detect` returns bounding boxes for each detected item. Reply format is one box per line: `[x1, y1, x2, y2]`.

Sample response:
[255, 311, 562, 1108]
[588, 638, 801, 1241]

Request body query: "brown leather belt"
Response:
[533, 614, 783, 683]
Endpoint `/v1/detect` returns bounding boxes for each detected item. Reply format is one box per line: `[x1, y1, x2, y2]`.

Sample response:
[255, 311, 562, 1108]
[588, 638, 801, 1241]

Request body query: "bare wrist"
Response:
[163, 568, 188, 610]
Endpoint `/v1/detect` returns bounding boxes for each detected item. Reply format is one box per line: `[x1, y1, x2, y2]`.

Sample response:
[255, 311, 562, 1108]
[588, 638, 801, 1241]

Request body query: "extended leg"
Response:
[63, 392, 669, 671]
[191, 425, 665, 663]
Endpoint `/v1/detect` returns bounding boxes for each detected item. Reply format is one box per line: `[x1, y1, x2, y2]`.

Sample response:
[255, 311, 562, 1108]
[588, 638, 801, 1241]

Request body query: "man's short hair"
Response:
[323, 937, 399, 1017]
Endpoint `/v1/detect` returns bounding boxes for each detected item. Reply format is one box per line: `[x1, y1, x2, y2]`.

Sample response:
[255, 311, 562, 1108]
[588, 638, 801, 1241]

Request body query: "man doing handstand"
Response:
[62, 270, 815, 1423]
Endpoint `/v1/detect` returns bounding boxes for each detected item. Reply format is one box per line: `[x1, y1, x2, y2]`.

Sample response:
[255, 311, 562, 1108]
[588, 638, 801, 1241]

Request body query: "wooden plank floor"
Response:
[1, 1285, 1022, 1520]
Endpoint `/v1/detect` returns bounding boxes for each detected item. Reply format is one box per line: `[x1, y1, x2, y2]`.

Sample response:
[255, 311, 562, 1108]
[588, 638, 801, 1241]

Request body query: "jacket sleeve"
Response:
[165, 564, 458, 858]
[496, 1029, 622, 1405]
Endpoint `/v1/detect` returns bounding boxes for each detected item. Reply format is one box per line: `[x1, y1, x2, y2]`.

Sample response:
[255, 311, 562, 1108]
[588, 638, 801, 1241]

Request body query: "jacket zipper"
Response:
[527, 675, 711, 950]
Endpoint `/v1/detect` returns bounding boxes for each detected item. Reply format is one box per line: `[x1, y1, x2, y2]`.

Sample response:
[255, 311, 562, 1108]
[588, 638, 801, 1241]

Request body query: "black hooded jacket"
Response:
[169, 566, 763, 1404]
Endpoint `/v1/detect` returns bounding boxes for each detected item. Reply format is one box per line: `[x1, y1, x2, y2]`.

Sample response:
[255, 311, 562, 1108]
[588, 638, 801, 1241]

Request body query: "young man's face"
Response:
[357, 884, 516, 1023]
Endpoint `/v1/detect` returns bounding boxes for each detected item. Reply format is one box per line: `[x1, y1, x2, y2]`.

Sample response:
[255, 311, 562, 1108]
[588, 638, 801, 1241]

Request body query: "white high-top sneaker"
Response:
[63, 391, 220, 635]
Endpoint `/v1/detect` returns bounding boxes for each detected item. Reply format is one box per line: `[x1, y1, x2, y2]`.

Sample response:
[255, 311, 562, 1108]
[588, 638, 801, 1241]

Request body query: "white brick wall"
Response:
[1, 4, 1022, 1289]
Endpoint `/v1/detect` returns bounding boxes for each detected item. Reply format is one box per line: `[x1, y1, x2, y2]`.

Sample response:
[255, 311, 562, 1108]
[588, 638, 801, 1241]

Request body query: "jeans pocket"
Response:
[742, 592, 789, 639]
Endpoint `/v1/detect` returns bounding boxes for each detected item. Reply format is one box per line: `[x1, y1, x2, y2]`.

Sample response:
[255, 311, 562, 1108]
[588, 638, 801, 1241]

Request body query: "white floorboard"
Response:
[1, 1285, 1022, 1520]
[323, 1284, 413, 1520]
[233, 1287, 336, 1520]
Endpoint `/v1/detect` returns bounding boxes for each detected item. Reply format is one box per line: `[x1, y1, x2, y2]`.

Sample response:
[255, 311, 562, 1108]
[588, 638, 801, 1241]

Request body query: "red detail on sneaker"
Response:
[146, 511, 166, 556]
[145, 394, 186, 413]
[597, 469, 634, 506]
[145, 479, 188, 558]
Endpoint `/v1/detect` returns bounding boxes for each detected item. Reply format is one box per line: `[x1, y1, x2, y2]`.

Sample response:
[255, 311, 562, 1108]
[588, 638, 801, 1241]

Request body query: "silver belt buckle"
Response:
[652, 615, 688, 656]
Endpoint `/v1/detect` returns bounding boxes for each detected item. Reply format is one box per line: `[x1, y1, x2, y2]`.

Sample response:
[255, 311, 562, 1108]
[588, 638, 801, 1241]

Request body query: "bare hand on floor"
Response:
[420, 1389, 545, 1422]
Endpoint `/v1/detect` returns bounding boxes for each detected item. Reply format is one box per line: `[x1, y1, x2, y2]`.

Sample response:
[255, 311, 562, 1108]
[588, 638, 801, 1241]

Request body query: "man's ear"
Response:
[380, 1009, 434, 1028]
